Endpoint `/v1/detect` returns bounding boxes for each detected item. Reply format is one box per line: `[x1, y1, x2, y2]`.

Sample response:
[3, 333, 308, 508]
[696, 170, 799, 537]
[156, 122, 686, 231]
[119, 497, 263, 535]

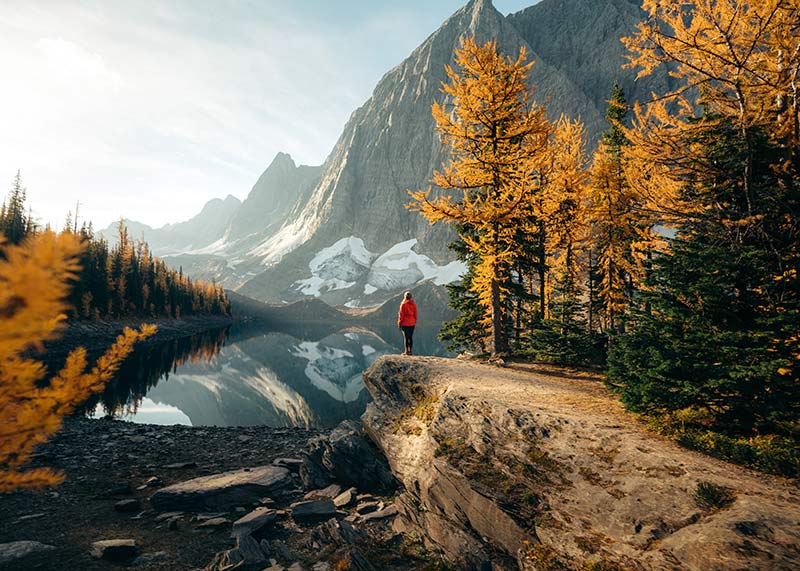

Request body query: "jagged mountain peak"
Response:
[198, 194, 242, 213]
[462, 0, 504, 32]
[269, 151, 296, 167]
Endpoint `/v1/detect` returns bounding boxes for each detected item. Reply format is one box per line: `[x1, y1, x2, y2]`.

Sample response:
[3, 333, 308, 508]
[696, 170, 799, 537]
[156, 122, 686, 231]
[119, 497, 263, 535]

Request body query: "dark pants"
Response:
[400, 325, 415, 354]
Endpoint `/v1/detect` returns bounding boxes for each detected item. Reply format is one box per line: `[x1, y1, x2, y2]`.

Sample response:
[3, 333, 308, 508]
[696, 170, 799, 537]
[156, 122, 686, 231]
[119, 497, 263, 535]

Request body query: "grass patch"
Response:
[693, 481, 736, 511]
[645, 414, 799, 477]
[521, 542, 574, 571]
[391, 384, 440, 434]
[521, 542, 629, 571]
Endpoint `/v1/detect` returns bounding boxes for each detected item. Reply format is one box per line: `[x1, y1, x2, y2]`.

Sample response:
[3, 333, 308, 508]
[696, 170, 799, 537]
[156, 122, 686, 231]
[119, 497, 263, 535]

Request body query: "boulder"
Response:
[290, 499, 337, 522]
[235, 534, 266, 565]
[0, 541, 55, 565]
[354, 502, 379, 515]
[300, 420, 396, 494]
[304, 484, 342, 500]
[232, 507, 277, 537]
[333, 487, 357, 508]
[273, 458, 303, 472]
[114, 499, 141, 512]
[361, 505, 398, 522]
[89, 539, 138, 561]
[150, 465, 291, 512]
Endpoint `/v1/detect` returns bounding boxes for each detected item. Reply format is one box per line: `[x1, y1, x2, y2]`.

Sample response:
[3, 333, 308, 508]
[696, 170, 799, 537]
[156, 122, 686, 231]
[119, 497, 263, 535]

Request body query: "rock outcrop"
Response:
[0, 541, 55, 566]
[300, 420, 397, 494]
[150, 466, 292, 512]
[361, 356, 800, 571]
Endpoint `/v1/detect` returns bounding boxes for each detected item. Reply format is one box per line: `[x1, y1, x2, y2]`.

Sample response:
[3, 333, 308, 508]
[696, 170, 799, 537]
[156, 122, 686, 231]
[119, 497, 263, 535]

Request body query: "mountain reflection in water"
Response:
[89, 321, 447, 428]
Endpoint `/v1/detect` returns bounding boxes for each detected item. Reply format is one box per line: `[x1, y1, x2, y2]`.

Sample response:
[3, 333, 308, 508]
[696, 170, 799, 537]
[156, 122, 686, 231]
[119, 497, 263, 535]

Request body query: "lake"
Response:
[86, 320, 448, 428]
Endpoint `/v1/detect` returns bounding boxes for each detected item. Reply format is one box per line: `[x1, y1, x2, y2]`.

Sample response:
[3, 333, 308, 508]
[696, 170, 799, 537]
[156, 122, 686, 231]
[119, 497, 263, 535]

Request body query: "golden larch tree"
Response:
[539, 116, 590, 300]
[0, 231, 154, 492]
[409, 37, 553, 356]
[587, 84, 654, 332]
[623, 0, 800, 217]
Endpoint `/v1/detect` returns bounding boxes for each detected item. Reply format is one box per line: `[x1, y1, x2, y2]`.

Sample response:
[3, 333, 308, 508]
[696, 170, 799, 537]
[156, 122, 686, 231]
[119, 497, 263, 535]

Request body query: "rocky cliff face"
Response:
[361, 356, 800, 571]
[508, 0, 675, 141]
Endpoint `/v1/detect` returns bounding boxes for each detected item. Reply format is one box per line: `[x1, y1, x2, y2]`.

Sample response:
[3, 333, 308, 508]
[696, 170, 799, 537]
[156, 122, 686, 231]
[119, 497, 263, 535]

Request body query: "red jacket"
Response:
[398, 299, 418, 326]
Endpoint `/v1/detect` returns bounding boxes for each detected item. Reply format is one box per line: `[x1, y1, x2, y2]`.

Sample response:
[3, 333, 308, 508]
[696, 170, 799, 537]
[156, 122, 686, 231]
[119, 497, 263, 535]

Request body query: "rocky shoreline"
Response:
[0, 417, 443, 571]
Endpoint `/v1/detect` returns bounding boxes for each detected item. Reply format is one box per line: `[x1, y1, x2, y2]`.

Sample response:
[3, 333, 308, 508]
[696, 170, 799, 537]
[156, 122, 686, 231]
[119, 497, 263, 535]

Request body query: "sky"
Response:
[0, 0, 539, 231]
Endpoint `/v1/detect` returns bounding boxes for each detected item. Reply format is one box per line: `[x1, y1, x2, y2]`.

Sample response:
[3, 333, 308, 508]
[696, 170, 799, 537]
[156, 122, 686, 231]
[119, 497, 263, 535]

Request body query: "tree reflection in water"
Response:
[77, 320, 448, 428]
[80, 327, 230, 417]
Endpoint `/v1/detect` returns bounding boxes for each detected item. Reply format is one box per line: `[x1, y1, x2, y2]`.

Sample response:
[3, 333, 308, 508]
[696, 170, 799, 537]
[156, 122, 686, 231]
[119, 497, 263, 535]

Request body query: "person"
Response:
[397, 291, 418, 356]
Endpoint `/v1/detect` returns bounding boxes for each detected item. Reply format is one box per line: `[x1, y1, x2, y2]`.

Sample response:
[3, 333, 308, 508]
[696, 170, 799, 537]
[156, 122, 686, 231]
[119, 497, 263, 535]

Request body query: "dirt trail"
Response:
[423, 356, 798, 494]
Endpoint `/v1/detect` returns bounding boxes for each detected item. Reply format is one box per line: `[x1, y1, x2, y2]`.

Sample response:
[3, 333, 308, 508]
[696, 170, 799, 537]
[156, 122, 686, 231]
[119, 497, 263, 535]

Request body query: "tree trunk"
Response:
[490, 277, 507, 356]
[587, 249, 595, 333]
[538, 221, 547, 319]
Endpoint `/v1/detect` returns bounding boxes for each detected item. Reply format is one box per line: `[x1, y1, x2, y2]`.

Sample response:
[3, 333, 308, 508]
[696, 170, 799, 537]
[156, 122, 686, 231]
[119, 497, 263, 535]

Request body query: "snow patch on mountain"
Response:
[367, 239, 465, 290]
[294, 236, 374, 297]
[292, 236, 466, 300]
[249, 218, 313, 266]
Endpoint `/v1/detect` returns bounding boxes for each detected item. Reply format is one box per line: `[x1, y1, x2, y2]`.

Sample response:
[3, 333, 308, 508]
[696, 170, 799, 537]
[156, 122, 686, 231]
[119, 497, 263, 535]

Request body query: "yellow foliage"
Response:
[409, 37, 586, 352]
[539, 117, 590, 283]
[622, 0, 800, 216]
[0, 231, 155, 493]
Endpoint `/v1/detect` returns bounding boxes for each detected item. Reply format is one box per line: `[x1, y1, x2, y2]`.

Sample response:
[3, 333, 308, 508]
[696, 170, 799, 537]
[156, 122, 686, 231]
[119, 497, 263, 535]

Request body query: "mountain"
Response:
[507, 0, 674, 133]
[113, 0, 671, 308]
[158, 154, 323, 288]
[235, 0, 603, 305]
[99, 194, 241, 255]
[227, 153, 322, 247]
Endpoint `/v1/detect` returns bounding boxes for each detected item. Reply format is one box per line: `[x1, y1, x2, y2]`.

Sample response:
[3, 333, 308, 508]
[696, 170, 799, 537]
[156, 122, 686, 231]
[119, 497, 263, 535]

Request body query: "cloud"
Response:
[37, 37, 123, 95]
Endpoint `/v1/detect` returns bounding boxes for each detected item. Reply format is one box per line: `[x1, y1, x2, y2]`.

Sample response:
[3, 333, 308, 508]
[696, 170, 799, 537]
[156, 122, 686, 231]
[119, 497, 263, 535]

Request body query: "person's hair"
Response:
[404, 291, 412, 300]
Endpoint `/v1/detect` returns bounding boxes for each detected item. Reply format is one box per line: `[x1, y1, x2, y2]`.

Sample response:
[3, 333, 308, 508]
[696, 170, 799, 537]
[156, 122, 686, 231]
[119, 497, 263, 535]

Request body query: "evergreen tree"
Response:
[611, 119, 800, 434]
[526, 118, 595, 364]
[438, 230, 488, 354]
[0, 171, 31, 245]
[612, 0, 800, 436]
[587, 84, 649, 334]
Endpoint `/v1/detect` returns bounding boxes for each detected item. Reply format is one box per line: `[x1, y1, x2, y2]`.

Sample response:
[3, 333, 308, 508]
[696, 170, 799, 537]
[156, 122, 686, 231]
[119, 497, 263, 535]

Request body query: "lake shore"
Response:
[0, 417, 321, 571]
[43, 314, 234, 365]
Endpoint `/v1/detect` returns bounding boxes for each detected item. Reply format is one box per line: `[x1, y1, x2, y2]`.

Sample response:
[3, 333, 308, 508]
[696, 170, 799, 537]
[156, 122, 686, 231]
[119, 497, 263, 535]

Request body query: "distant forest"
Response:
[0, 171, 230, 320]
